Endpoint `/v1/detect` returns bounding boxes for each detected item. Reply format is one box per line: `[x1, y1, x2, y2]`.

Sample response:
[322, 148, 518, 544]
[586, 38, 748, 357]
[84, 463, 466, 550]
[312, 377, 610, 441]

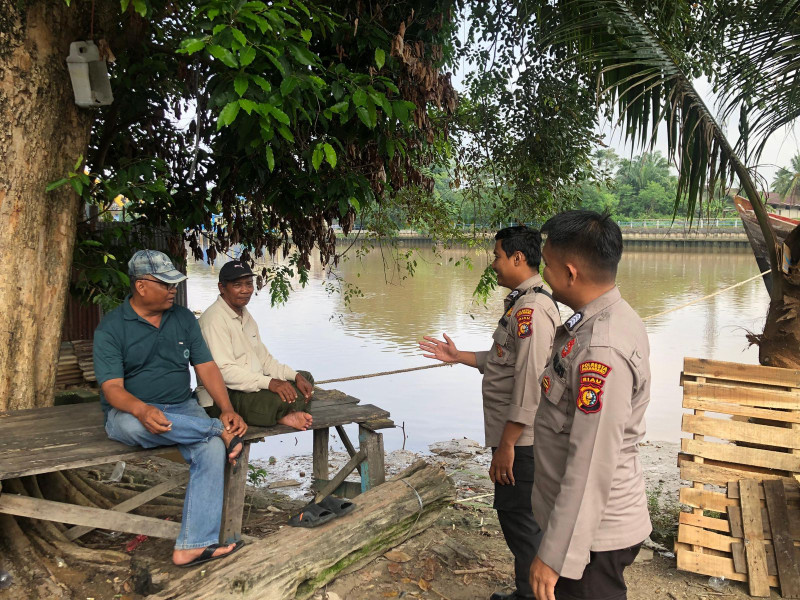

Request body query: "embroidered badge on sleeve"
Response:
[577, 382, 603, 414]
[515, 308, 534, 338]
[579, 361, 612, 377]
[542, 375, 552, 394]
[496, 344, 504, 358]
[561, 338, 576, 358]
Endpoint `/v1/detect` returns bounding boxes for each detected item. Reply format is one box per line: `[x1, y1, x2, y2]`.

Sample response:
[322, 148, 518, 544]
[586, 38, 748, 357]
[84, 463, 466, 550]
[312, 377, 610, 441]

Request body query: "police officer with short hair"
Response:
[529, 211, 651, 600]
[421, 226, 560, 600]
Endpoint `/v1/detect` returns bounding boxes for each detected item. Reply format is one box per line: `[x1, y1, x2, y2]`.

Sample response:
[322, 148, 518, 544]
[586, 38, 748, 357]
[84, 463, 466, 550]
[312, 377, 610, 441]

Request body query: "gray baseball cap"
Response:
[128, 250, 187, 284]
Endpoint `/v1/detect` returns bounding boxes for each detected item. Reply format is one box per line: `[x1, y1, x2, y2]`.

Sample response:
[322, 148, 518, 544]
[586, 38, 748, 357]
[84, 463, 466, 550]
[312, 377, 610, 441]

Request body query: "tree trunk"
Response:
[0, 1, 97, 411]
[154, 460, 456, 600]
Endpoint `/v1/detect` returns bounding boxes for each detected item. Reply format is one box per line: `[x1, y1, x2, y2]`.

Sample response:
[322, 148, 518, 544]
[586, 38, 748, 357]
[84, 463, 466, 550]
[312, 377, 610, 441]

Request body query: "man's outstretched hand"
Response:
[419, 333, 460, 363]
[296, 374, 314, 399]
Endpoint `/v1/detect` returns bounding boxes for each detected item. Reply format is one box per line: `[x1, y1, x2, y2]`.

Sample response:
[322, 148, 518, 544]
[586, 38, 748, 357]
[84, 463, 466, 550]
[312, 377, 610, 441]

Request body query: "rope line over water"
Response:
[314, 269, 770, 386]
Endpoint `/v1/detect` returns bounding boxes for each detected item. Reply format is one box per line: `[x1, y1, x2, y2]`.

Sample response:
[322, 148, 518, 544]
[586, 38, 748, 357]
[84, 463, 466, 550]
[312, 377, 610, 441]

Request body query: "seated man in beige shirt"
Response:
[197, 260, 314, 430]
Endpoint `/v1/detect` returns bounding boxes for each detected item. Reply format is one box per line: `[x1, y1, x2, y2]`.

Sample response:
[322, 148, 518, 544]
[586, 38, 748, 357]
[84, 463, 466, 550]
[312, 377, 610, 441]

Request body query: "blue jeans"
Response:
[105, 399, 226, 550]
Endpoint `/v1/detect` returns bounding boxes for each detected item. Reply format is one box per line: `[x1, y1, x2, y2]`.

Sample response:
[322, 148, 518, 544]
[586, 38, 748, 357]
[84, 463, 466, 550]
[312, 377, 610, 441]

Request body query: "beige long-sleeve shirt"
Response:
[196, 296, 297, 403]
[475, 274, 560, 448]
[532, 286, 652, 580]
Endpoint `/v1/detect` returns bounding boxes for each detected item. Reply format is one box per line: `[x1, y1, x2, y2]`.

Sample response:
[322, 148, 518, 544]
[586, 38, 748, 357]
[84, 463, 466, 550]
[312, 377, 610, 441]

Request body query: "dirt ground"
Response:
[0, 438, 783, 599]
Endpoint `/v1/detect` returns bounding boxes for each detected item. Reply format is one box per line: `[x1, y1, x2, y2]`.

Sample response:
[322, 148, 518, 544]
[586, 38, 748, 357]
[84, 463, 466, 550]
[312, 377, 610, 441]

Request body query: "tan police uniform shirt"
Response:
[532, 286, 652, 579]
[474, 274, 561, 448]
[195, 296, 298, 406]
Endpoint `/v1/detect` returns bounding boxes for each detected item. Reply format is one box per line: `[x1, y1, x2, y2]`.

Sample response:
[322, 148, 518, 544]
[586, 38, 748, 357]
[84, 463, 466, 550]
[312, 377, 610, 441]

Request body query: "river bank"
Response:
[5, 438, 776, 600]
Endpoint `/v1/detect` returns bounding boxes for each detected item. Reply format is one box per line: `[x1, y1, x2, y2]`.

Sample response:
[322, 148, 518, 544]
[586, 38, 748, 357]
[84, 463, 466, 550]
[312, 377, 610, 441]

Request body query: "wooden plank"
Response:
[684, 395, 800, 423]
[679, 458, 791, 488]
[764, 479, 800, 598]
[729, 506, 800, 540]
[740, 479, 772, 596]
[681, 438, 800, 473]
[732, 542, 778, 576]
[678, 524, 734, 552]
[680, 487, 736, 513]
[359, 425, 385, 493]
[683, 357, 800, 389]
[220, 443, 250, 544]
[682, 414, 800, 450]
[727, 480, 800, 503]
[312, 428, 329, 483]
[676, 542, 749, 583]
[313, 448, 367, 503]
[65, 472, 189, 541]
[335, 425, 363, 477]
[679, 511, 730, 533]
[0, 493, 181, 539]
[683, 381, 800, 410]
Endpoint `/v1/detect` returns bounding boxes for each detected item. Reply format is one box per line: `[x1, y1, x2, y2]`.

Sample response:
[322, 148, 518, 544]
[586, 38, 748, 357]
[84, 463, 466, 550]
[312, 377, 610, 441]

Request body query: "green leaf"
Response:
[239, 46, 256, 66]
[132, 0, 146, 17]
[329, 100, 349, 114]
[253, 75, 271, 93]
[366, 99, 377, 127]
[323, 143, 337, 168]
[120, 0, 130, 12]
[287, 43, 317, 66]
[181, 38, 206, 55]
[265, 146, 275, 172]
[386, 139, 395, 159]
[352, 89, 367, 107]
[231, 28, 248, 47]
[356, 106, 372, 128]
[74, 154, 83, 171]
[280, 76, 298, 97]
[218, 101, 241, 129]
[312, 144, 324, 171]
[70, 178, 84, 195]
[239, 98, 258, 114]
[375, 48, 385, 70]
[234, 74, 249, 97]
[349, 196, 360, 212]
[277, 125, 295, 142]
[300, 29, 312, 42]
[208, 45, 238, 68]
[45, 178, 69, 192]
[267, 105, 290, 125]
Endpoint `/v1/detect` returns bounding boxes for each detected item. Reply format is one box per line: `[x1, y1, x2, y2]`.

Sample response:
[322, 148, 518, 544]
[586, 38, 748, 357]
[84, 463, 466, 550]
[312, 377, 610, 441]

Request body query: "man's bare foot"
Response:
[172, 542, 236, 566]
[220, 430, 243, 466]
[278, 411, 313, 431]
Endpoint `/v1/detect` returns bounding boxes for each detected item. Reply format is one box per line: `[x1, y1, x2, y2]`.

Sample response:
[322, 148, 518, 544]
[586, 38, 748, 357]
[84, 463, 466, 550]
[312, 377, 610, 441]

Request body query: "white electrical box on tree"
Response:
[66, 41, 113, 108]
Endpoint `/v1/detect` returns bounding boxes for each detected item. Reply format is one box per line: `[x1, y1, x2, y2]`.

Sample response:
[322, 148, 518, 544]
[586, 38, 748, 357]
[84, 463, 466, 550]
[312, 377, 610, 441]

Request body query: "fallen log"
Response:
[154, 459, 455, 600]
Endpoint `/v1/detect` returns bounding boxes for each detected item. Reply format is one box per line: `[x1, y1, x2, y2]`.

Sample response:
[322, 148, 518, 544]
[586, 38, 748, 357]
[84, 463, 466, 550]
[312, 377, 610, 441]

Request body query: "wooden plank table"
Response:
[0, 389, 392, 544]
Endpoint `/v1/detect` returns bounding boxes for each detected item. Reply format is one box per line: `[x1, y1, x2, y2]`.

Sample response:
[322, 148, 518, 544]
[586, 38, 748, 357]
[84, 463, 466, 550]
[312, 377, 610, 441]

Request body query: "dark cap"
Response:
[219, 260, 255, 283]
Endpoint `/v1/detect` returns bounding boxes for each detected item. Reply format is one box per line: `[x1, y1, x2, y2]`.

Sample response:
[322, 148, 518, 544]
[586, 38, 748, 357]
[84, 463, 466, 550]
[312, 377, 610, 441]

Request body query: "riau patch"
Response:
[561, 339, 576, 358]
[580, 374, 605, 388]
[577, 383, 603, 414]
[515, 308, 534, 338]
[496, 344, 504, 358]
[542, 376, 552, 394]
[579, 361, 612, 377]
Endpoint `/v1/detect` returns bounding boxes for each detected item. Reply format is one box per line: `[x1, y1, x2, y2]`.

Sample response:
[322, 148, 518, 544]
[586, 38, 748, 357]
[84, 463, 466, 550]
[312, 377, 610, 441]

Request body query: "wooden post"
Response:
[358, 424, 385, 493]
[220, 442, 251, 544]
[691, 376, 706, 554]
[312, 428, 329, 487]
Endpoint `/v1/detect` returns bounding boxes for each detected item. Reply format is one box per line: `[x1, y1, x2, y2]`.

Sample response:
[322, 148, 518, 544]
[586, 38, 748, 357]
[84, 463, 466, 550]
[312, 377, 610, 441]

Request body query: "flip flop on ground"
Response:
[318, 495, 356, 517]
[287, 502, 336, 528]
[176, 540, 245, 569]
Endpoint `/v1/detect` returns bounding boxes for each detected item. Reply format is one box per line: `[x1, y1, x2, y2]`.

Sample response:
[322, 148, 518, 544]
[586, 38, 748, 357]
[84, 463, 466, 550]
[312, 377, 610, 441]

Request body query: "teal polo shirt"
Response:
[93, 295, 214, 417]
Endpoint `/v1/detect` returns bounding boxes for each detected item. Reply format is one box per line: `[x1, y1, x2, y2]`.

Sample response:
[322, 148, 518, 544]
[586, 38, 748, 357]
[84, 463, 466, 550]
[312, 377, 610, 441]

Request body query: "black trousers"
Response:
[493, 445, 542, 599]
[554, 544, 642, 600]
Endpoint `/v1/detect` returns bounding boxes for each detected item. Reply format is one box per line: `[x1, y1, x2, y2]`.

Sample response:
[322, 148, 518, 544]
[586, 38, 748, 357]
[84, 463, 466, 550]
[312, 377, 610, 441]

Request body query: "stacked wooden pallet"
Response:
[55, 340, 95, 387]
[676, 357, 800, 597]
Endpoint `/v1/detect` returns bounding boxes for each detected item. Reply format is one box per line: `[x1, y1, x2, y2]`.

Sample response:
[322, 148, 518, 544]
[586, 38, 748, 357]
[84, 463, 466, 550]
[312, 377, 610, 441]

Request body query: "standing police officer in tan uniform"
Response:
[529, 211, 651, 600]
[421, 226, 560, 600]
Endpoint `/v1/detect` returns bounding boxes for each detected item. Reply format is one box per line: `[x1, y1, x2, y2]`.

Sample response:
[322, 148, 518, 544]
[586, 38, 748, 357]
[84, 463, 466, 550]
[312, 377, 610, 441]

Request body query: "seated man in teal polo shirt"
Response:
[93, 250, 247, 568]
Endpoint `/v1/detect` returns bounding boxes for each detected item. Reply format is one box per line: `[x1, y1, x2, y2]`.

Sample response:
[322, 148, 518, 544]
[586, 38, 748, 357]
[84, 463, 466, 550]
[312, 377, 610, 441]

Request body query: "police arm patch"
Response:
[579, 361, 612, 377]
[577, 382, 603, 414]
[515, 307, 534, 338]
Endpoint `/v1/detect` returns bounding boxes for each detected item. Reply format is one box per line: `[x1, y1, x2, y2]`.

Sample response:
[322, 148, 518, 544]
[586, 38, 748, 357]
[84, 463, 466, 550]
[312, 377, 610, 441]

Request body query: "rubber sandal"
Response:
[318, 495, 356, 517]
[176, 539, 245, 568]
[226, 435, 244, 474]
[287, 502, 336, 528]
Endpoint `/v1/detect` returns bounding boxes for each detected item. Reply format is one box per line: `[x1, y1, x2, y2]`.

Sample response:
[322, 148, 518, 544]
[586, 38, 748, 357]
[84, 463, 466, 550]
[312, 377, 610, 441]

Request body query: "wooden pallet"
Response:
[676, 358, 800, 596]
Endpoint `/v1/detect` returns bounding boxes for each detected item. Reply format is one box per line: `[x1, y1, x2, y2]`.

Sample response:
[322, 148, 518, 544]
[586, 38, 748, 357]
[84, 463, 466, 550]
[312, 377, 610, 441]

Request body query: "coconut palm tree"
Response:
[772, 154, 800, 200]
[540, 0, 800, 367]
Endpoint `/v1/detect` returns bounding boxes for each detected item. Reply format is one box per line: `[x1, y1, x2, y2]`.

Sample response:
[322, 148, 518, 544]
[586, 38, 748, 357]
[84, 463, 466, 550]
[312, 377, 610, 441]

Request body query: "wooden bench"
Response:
[0, 389, 392, 544]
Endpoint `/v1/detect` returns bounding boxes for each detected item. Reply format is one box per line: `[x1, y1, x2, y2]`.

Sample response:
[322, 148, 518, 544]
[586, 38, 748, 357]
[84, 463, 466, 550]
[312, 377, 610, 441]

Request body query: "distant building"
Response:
[763, 192, 800, 219]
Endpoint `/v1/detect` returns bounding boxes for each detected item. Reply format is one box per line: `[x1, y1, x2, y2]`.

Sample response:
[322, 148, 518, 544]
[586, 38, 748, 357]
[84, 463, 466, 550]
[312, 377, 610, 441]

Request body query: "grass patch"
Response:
[646, 483, 681, 547]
